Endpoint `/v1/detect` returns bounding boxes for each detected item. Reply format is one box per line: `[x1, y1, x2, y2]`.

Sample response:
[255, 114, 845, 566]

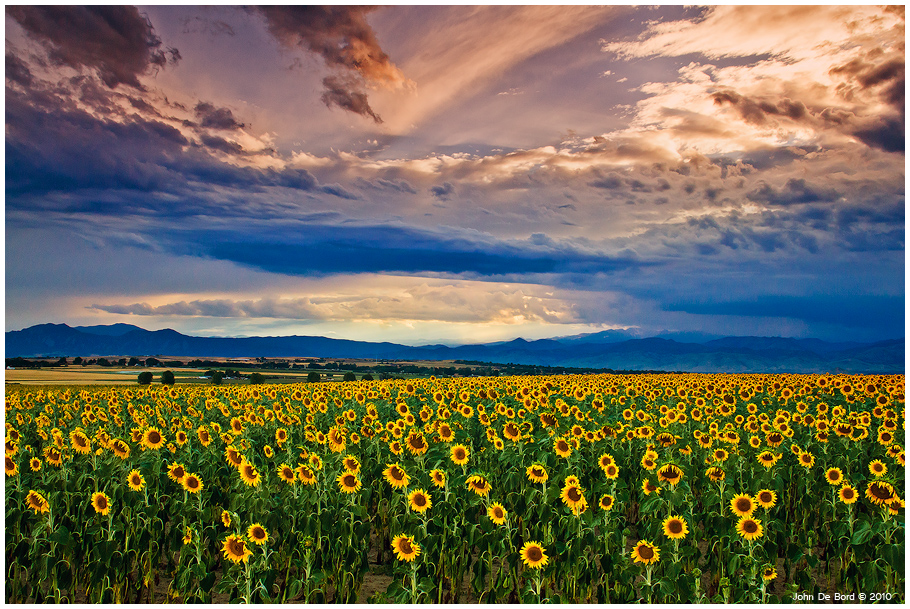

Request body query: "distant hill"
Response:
[5, 323, 904, 374]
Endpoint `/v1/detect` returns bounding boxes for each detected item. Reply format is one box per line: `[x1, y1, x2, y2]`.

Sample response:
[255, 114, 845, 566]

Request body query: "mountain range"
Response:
[4, 323, 904, 374]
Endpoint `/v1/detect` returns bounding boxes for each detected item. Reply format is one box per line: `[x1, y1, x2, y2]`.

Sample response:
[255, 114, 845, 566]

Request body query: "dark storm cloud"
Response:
[194, 101, 245, 130]
[6, 6, 179, 89]
[354, 177, 418, 194]
[747, 178, 841, 206]
[711, 91, 809, 124]
[188, 224, 650, 278]
[5, 52, 33, 86]
[320, 75, 382, 123]
[430, 182, 455, 201]
[664, 294, 904, 332]
[4, 85, 350, 201]
[252, 6, 406, 122]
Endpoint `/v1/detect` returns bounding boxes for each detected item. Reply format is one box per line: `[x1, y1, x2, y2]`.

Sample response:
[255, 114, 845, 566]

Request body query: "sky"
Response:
[5, 5, 905, 345]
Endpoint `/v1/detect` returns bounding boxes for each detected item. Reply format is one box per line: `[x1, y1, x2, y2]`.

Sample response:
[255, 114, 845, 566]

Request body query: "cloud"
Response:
[89, 283, 582, 325]
[7, 6, 180, 89]
[194, 101, 245, 130]
[430, 182, 455, 200]
[746, 178, 841, 206]
[252, 6, 410, 122]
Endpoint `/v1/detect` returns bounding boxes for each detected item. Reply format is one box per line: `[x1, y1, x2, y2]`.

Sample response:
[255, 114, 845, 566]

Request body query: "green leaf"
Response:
[851, 521, 873, 545]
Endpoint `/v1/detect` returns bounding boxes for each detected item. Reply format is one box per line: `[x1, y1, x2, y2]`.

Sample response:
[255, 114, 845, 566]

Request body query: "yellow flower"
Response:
[391, 534, 421, 562]
[520, 541, 549, 569]
[222, 534, 252, 564]
[631, 540, 659, 565]
[127, 469, 145, 492]
[25, 490, 50, 514]
[408, 489, 432, 513]
[736, 516, 763, 541]
[91, 491, 112, 516]
[487, 502, 507, 525]
[248, 523, 268, 545]
[662, 515, 688, 540]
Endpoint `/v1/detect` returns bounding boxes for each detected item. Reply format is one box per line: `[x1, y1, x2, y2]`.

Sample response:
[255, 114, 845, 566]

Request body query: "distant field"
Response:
[4, 367, 314, 386]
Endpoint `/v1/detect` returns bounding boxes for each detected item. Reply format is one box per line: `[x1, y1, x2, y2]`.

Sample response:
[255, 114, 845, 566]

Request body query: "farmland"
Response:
[4, 373, 905, 603]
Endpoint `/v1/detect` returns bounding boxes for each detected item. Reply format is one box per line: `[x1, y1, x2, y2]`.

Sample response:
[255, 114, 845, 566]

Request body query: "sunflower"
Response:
[389, 440, 404, 455]
[222, 534, 252, 564]
[657, 463, 683, 485]
[599, 494, 615, 511]
[176, 430, 188, 446]
[221, 510, 232, 528]
[110, 439, 130, 460]
[275, 428, 288, 444]
[865, 480, 897, 505]
[554, 437, 572, 458]
[736, 516, 763, 541]
[662, 515, 688, 540]
[141, 428, 166, 450]
[183, 526, 193, 545]
[91, 491, 112, 516]
[466, 474, 492, 497]
[342, 455, 360, 473]
[167, 462, 187, 483]
[383, 463, 410, 489]
[488, 502, 507, 525]
[869, 459, 887, 477]
[824, 467, 844, 485]
[29, 457, 41, 472]
[391, 534, 421, 562]
[598, 453, 615, 471]
[706, 466, 725, 482]
[839, 484, 858, 504]
[761, 565, 777, 581]
[337, 471, 362, 494]
[239, 460, 261, 487]
[756, 451, 777, 468]
[128, 469, 145, 492]
[561, 483, 587, 513]
[631, 540, 660, 565]
[183, 473, 204, 494]
[520, 541, 549, 569]
[278, 463, 297, 484]
[430, 469, 446, 488]
[69, 430, 91, 455]
[798, 451, 815, 468]
[406, 431, 428, 456]
[248, 523, 269, 545]
[526, 463, 548, 484]
[641, 478, 661, 496]
[197, 426, 212, 447]
[25, 490, 50, 514]
[450, 444, 470, 465]
[730, 493, 756, 517]
[44, 448, 62, 467]
[297, 464, 317, 485]
[755, 489, 777, 509]
[437, 423, 455, 442]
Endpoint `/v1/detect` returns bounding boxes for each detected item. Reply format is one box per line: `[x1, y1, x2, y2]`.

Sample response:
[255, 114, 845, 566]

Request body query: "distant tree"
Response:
[96, 358, 112, 367]
[343, 371, 356, 382]
[161, 370, 176, 385]
[307, 371, 321, 383]
[211, 371, 224, 385]
[128, 357, 141, 367]
[56, 357, 68, 366]
[361, 374, 374, 381]
[117, 358, 127, 366]
[249, 372, 265, 385]
[145, 357, 161, 367]
[137, 371, 153, 385]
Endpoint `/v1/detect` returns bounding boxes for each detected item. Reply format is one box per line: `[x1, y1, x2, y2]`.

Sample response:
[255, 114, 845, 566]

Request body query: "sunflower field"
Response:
[4, 373, 905, 603]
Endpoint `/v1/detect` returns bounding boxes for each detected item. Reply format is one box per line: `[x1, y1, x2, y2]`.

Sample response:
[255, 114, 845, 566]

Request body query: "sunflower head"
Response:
[391, 534, 421, 562]
[599, 494, 615, 511]
[487, 502, 507, 525]
[761, 565, 777, 581]
[466, 474, 491, 497]
[430, 469, 446, 488]
[278, 463, 296, 484]
[408, 489, 432, 513]
[25, 490, 50, 514]
[755, 489, 777, 509]
[824, 467, 843, 485]
[337, 471, 362, 494]
[866, 480, 897, 505]
[248, 523, 269, 545]
[383, 463, 410, 489]
[526, 463, 548, 484]
[869, 459, 887, 477]
[736, 516, 763, 541]
[182, 473, 203, 493]
[239, 460, 261, 487]
[221, 510, 232, 528]
[657, 463, 683, 485]
[662, 515, 688, 540]
[91, 491, 111, 516]
[641, 478, 661, 496]
[128, 469, 145, 492]
[730, 493, 756, 517]
[167, 462, 187, 483]
[450, 444, 469, 465]
[631, 540, 660, 565]
[142, 428, 165, 450]
[222, 534, 252, 563]
[520, 541, 549, 569]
